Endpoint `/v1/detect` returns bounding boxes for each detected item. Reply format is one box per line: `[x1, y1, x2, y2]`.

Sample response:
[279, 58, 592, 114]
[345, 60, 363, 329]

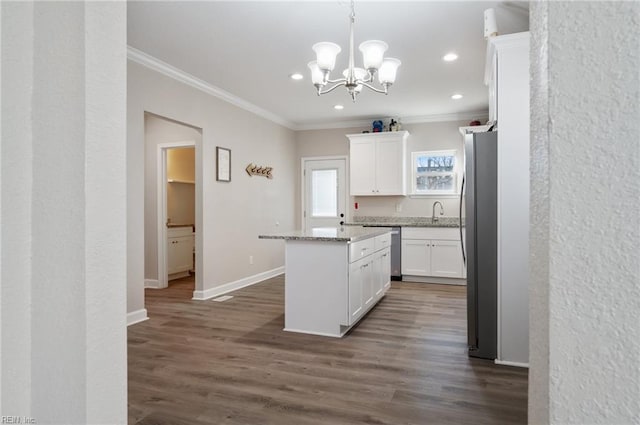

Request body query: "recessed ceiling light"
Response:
[334, 104, 344, 110]
[289, 73, 304, 80]
[451, 94, 463, 100]
[443, 53, 458, 62]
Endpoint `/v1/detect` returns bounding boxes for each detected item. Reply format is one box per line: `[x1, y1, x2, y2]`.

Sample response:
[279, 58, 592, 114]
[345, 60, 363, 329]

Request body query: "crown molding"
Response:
[401, 110, 489, 124]
[127, 46, 296, 130]
[294, 110, 488, 131]
[127, 46, 488, 133]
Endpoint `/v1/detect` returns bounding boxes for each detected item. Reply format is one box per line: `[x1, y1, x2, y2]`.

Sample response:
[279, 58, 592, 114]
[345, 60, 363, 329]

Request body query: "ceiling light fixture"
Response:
[443, 53, 458, 62]
[290, 73, 304, 80]
[451, 94, 463, 100]
[334, 104, 344, 110]
[308, 0, 401, 102]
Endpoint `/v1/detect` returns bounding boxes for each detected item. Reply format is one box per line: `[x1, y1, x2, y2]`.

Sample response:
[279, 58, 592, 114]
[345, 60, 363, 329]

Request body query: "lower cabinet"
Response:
[347, 234, 391, 325]
[168, 227, 194, 276]
[401, 227, 464, 279]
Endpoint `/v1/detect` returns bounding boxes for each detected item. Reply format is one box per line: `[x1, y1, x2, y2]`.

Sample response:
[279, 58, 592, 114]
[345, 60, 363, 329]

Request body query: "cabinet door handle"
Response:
[382, 253, 388, 258]
[362, 263, 369, 268]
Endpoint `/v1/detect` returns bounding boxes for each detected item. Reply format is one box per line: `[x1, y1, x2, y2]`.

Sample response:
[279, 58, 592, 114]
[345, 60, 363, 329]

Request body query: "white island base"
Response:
[261, 227, 391, 338]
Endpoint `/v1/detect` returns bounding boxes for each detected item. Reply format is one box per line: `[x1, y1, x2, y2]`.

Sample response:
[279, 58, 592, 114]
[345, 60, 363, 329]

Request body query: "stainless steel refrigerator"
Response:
[460, 130, 497, 359]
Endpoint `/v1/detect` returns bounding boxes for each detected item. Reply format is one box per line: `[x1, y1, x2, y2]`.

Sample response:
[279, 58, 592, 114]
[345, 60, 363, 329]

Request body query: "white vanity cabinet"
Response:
[401, 227, 464, 280]
[167, 226, 194, 276]
[347, 131, 408, 196]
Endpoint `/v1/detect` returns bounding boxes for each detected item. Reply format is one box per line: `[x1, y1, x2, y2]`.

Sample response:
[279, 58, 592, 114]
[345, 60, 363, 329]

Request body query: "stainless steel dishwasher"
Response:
[389, 227, 401, 280]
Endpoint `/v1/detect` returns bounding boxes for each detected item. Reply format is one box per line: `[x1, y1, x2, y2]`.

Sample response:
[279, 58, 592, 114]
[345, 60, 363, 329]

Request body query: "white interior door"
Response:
[304, 158, 346, 230]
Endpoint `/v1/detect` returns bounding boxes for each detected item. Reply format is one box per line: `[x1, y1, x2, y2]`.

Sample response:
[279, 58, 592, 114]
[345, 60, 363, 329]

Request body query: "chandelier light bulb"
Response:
[307, 61, 325, 86]
[312, 42, 341, 72]
[359, 40, 388, 71]
[342, 67, 367, 92]
[378, 58, 401, 85]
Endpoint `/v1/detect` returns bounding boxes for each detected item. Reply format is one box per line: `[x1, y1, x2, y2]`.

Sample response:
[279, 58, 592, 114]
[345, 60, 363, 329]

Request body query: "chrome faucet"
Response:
[432, 201, 444, 222]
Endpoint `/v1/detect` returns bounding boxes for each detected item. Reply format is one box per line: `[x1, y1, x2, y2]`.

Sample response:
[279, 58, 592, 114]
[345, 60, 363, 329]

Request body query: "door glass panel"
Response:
[311, 169, 338, 217]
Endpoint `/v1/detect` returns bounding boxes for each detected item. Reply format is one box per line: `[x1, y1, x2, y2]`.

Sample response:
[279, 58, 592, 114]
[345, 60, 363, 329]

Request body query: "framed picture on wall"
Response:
[216, 147, 231, 182]
[411, 150, 458, 194]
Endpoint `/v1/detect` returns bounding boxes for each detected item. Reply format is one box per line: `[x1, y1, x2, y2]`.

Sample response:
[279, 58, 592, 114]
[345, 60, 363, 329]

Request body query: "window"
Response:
[411, 150, 458, 195]
[311, 169, 338, 217]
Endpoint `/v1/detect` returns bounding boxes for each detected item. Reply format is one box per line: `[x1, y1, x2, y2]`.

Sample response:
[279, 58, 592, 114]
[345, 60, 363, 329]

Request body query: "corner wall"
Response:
[128, 61, 296, 313]
[529, 2, 640, 423]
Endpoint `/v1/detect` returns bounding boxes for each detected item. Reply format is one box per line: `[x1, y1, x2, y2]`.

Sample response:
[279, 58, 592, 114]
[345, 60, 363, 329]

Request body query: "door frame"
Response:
[300, 155, 349, 231]
[157, 140, 197, 289]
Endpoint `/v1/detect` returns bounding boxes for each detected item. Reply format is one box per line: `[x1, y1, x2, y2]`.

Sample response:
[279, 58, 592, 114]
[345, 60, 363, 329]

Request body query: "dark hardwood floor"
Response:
[128, 275, 528, 425]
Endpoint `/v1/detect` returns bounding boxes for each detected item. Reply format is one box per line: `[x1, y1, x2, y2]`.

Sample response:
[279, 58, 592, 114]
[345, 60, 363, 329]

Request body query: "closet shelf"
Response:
[167, 179, 195, 184]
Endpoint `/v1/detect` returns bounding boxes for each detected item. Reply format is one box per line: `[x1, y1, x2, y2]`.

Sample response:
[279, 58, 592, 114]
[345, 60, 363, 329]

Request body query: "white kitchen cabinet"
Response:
[348, 259, 365, 323]
[401, 227, 464, 280]
[373, 248, 391, 297]
[401, 239, 431, 275]
[347, 131, 408, 196]
[167, 226, 194, 277]
[430, 240, 463, 277]
[347, 234, 390, 325]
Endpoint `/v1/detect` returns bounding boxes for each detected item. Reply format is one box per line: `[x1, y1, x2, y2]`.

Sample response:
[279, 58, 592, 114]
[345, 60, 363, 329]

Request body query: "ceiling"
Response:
[127, 1, 529, 130]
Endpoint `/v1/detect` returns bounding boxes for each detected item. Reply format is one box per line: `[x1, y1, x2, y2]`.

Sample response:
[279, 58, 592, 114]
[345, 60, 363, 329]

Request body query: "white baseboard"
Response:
[144, 279, 160, 289]
[192, 266, 284, 301]
[402, 276, 467, 285]
[127, 308, 149, 326]
[495, 359, 529, 368]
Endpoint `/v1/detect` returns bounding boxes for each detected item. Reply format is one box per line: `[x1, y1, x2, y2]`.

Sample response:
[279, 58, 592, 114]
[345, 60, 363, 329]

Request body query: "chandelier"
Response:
[308, 0, 401, 102]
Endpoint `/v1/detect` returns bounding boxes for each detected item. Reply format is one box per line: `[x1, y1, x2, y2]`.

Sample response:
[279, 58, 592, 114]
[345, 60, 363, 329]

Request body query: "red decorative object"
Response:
[469, 120, 482, 126]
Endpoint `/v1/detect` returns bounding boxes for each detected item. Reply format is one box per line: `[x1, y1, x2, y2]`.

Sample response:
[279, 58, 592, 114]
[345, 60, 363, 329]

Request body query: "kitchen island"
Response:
[259, 226, 392, 337]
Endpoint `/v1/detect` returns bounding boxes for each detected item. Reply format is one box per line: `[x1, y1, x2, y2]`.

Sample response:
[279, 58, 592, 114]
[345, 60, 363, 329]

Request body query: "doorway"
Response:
[165, 146, 196, 285]
[302, 157, 348, 230]
[156, 142, 197, 289]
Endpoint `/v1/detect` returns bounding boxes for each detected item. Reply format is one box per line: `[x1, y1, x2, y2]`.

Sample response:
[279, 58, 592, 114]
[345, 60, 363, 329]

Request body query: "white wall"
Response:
[295, 119, 480, 224]
[1, 2, 127, 422]
[529, 2, 640, 423]
[128, 61, 297, 310]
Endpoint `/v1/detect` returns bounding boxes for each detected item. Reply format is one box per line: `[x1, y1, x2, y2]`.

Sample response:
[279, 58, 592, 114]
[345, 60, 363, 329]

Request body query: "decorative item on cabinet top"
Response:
[245, 163, 273, 179]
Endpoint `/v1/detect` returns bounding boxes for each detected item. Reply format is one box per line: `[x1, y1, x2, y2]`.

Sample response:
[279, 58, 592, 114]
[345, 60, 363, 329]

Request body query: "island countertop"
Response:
[258, 226, 391, 242]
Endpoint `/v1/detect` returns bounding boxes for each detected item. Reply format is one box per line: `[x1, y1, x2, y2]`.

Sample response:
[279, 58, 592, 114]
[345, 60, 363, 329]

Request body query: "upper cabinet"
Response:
[347, 131, 408, 196]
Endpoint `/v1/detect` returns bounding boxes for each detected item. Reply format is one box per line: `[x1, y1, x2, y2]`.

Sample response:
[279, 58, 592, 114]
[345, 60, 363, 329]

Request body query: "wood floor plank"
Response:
[129, 275, 528, 424]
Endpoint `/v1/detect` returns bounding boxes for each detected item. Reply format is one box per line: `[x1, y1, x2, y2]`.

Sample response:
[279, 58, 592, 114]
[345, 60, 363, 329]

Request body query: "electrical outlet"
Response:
[275, 221, 280, 227]
[396, 203, 402, 213]
[249, 255, 254, 265]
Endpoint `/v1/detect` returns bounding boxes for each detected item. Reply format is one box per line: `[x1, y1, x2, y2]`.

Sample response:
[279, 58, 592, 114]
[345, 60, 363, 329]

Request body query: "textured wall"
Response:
[1, 1, 127, 423]
[530, 2, 640, 423]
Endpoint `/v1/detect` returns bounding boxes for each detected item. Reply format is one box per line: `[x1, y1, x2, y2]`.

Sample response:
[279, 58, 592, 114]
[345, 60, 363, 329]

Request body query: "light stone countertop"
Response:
[258, 226, 391, 242]
[346, 216, 463, 228]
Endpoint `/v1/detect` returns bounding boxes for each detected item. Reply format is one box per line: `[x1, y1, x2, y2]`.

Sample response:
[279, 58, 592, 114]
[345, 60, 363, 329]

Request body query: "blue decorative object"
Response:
[372, 120, 384, 133]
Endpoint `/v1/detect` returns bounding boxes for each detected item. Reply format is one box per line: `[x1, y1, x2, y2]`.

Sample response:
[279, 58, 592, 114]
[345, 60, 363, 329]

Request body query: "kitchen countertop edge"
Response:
[258, 226, 392, 242]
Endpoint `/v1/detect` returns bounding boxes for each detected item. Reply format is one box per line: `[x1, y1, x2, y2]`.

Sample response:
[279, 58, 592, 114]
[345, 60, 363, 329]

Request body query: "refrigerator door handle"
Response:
[459, 174, 466, 265]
